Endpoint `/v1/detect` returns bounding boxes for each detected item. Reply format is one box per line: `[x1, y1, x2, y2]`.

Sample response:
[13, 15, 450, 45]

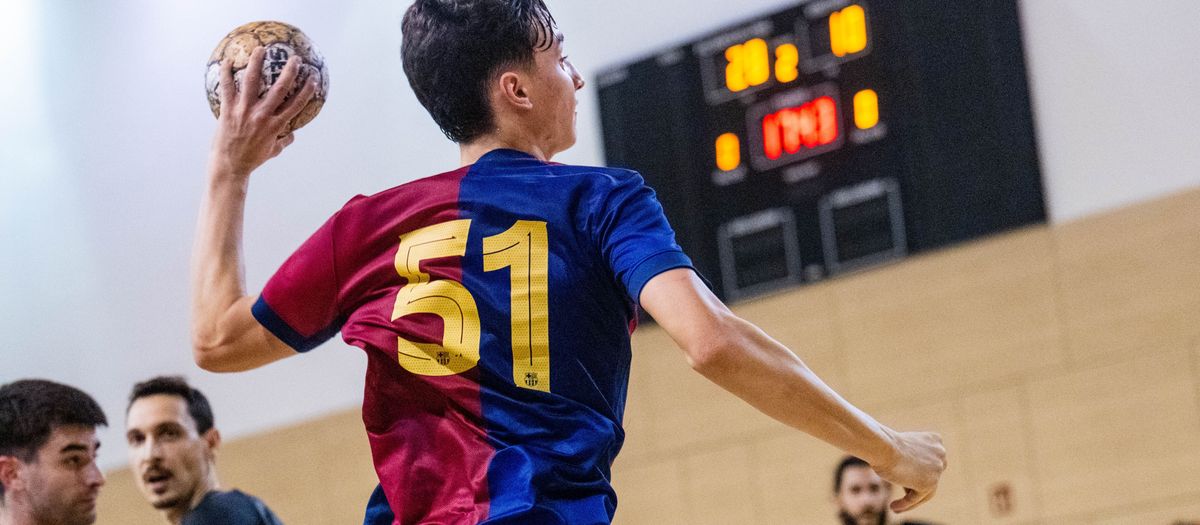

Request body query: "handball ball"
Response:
[205, 21, 330, 133]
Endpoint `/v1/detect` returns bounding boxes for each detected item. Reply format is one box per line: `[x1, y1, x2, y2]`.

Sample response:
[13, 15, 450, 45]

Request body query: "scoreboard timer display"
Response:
[598, 0, 1045, 300]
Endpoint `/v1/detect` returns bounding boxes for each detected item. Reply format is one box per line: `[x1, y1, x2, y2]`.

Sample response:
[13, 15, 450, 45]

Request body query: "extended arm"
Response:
[191, 48, 317, 372]
[639, 268, 946, 512]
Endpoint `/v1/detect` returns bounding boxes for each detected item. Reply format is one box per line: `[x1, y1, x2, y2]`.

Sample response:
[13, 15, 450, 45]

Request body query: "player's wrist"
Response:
[865, 425, 903, 473]
[206, 153, 254, 186]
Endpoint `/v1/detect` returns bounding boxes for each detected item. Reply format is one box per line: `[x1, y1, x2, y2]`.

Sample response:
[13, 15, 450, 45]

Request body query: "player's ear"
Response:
[0, 455, 26, 494]
[496, 70, 533, 111]
[202, 428, 222, 457]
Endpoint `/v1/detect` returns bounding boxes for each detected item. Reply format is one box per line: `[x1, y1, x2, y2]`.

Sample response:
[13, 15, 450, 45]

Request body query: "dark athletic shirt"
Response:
[181, 490, 283, 525]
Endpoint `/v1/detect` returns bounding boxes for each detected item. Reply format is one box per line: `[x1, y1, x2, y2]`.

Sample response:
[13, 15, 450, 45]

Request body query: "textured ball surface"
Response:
[205, 21, 330, 133]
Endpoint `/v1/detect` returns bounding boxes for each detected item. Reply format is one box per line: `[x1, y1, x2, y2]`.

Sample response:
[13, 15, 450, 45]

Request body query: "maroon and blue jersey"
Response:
[252, 149, 694, 524]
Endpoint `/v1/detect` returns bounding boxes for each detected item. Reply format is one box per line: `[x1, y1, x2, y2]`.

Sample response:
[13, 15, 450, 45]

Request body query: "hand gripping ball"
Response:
[205, 21, 330, 133]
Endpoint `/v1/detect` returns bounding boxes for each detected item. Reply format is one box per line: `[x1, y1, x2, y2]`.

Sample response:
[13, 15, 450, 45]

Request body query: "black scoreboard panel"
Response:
[598, 0, 1045, 300]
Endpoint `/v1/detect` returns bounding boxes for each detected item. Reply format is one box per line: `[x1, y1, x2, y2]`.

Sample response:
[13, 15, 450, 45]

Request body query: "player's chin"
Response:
[70, 504, 99, 525]
[555, 127, 578, 154]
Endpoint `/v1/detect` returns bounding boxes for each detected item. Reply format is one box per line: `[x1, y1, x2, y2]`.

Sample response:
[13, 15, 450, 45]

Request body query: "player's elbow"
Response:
[193, 348, 244, 373]
[191, 334, 236, 373]
[681, 313, 747, 375]
[192, 343, 224, 372]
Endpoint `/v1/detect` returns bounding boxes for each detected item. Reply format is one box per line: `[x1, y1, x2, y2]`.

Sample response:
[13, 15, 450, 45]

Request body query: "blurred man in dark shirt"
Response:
[125, 376, 282, 525]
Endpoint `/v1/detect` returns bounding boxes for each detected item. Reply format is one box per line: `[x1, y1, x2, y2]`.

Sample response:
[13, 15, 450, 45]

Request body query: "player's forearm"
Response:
[190, 160, 252, 356]
[691, 315, 900, 468]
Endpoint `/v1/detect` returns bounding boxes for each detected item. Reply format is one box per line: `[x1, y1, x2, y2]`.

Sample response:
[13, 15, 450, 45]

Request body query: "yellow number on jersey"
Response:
[392, 219, 482, 376]
[483, 221, 551, 392]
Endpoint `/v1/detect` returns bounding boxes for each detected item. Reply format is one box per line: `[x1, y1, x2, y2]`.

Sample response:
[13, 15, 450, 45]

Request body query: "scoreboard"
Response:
[598, 0, 1045, 300]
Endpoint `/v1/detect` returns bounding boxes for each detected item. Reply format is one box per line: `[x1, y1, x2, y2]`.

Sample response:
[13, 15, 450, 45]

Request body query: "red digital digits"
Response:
[761, 96, 839, 160]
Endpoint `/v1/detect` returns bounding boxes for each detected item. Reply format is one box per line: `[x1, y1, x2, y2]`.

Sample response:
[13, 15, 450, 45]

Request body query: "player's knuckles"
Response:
[249, 110, 275, 127]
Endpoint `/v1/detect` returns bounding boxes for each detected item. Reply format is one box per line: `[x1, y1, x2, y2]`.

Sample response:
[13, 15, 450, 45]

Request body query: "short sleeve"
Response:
[252, 211, 344, 353]
[597, 172, 695, 303]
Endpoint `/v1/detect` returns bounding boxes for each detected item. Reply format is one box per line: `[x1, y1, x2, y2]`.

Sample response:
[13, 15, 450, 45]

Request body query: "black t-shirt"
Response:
[181, 490, 283, 525]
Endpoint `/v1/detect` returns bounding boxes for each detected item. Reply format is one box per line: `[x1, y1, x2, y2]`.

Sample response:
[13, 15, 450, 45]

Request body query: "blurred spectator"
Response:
[125, 376, 282, 525]
[0, 379, 107, 525]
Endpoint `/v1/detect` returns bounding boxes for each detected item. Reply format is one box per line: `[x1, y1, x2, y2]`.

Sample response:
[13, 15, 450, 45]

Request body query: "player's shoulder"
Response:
[548, 162, 642, 183]
[334, 166, 472, 215]
[198, 489, 266, 508]
[542, 162, 650, 199]
[185, 489, 281, 525]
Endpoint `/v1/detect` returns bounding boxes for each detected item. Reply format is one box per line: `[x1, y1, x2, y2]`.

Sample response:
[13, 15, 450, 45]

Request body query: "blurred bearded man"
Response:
[125, 376, 281, 525]
[834, 456, 938, 525]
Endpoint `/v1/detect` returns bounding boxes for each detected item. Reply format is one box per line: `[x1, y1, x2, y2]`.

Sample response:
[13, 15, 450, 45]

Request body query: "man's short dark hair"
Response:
[401, 0, 557, 143]
[834, 455, 871, 492]
[0, 379, 107, 497]
[127, 376, 214, 435]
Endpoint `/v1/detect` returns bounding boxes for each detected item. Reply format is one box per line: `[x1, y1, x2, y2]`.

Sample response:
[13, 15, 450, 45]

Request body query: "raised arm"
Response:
[639, 268, 946, 512]
[191, 47, 317, 372]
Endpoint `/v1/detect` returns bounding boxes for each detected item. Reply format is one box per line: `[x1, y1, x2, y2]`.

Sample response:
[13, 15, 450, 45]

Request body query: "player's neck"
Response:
[163, 472, 220, 525]
[0, 503, 34, 525]
[459, 132, 552, 166]
[0, 495, 36, 525]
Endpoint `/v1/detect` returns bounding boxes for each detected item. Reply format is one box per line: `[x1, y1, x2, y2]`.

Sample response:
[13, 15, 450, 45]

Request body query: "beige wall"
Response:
[97, 189, 1200, 524]
[97, 410, 379, 524]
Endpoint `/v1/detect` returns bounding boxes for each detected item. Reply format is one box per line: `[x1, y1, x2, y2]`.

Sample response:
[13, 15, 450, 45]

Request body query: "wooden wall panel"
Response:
[834, 227, 1067, 406]
[1027, 350, 1200, 519]
[302, 410, 379, 523]
[1076, 499, 1200, 525]
[959, 386, 1042, 524]
[619, 324, 676, 463]
[610, 459, 688, 525]
[748, 430, 844, 525]
[1053, 190, 1200, 364]
[679, 444, 759, 525]
[1194, 335, 1200, 430]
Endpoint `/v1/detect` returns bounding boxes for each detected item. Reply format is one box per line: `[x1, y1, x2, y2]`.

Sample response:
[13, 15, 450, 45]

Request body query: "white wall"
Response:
[1, 0, 1197, 471]
[1019, 0, 1200, 221]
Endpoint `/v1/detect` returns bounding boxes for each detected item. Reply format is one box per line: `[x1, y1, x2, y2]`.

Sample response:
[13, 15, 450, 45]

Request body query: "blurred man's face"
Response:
[835, 465, 891, 525]
[16, 425, 105, 525]
[125, 395, 214, 514]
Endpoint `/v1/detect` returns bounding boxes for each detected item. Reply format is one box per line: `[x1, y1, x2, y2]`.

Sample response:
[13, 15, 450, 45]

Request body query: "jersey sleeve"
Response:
[596, 171, 695, 304]
[251, 210, 346, 353]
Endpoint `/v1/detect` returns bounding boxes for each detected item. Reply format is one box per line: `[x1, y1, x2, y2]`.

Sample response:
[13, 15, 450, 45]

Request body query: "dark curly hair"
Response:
[401, 0, 557, 143]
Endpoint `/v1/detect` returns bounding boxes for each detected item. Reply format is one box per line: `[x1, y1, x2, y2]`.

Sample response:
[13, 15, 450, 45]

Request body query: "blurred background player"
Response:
[125, 376, 282, 525]
[834, 456, 937, 525]
[190, 0, 946, 522]
[0, 379, 107, 525]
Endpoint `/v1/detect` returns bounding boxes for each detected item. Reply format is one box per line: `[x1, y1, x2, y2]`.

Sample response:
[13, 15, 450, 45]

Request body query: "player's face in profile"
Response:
[525, 31, 585, 159]
[836, 465, 891, 525]
[18, 425, 105, 525]
[126, 394, 213, 512]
